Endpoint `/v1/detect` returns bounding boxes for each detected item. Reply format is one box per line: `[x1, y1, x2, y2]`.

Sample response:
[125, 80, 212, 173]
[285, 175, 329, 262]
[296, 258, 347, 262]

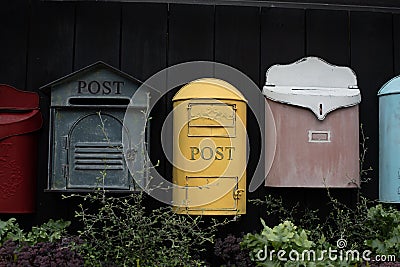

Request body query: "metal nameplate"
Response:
[308, 130, 331, 143]
[187, 103, 236, 137]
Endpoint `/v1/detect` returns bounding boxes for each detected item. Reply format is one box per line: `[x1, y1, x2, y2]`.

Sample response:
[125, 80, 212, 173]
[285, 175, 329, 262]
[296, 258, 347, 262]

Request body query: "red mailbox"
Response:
[0, 85, 42, 213]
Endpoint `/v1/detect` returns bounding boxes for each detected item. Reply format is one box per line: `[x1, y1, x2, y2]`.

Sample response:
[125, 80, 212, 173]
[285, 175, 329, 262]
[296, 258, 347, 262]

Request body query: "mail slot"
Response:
[41, 62, 149, 191]
[263, 57, 361, 187]
[378, 76, 400, 203]
[0, 85, 42, 213]
[172, 78, 247, 215]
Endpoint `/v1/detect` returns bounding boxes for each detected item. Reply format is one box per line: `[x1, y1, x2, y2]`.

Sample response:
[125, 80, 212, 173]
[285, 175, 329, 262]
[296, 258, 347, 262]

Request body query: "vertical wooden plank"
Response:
[121, 3, 168, 191]
[394, 14, 400, 75]
[215, 6, 260, 83]
[306, 9, 350, 66]
[215, 5, 261, 232]
[27, 1, 75, 91]
[260, 7, 305, 77]
[74, 2, 121, 70]
[351, 11, 393, 199]
[168, 4, 214, 65]
[0, 0, 29, 89]
[121, 3, 167, 81]
[26, 0, 76, 227]
[260, 7, 306, 222]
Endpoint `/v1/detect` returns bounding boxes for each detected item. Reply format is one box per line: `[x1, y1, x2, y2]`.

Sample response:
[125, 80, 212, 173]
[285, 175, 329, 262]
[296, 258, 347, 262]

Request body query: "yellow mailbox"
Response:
[172, 78, 247, 215]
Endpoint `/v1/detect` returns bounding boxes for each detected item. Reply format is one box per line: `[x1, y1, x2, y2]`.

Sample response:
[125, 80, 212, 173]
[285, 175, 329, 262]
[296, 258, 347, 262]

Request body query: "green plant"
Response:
[318, 124, 374, 250]
[0, 218, 24, 245]
[0, 218, 76, 266]
[24, 219, 71, 246]
[322, 192, 373, 251]
[364, 204, 400, 257]
[63, 109, 230, 266]
[359, 123, 373, 184]
[247, 192, 400, 266]
[241, 126, 400, 266]
[251, 191, 375, 253]
[250, 195, 324, 244]
[0, 218, 71, 246]
[241, 220, 356, 267]
[68, 190, 227, 267]
[250, 195, 298, 222]
[242, 220, 311, 266]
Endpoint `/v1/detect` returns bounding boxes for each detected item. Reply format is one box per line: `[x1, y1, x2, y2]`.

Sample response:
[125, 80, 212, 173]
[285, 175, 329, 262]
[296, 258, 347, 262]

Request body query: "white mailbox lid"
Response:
[263, 57, 361, 120]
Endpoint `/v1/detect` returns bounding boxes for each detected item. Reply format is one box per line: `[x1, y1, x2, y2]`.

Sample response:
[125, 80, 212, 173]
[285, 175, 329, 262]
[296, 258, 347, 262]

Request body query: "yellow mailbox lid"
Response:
[173, 78, 247, 102]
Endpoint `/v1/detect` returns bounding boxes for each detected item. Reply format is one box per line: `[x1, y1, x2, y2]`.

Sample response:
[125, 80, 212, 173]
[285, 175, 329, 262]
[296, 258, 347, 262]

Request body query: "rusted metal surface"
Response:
[265, 99, 359, 187]
[264, 57, 360, 188]
[41, 62, 149, 191]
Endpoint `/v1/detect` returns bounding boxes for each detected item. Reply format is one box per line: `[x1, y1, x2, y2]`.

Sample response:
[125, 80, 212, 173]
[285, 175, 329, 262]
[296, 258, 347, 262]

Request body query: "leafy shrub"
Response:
[0, 218, 70, 246]
[252, 193, 375, 252]
[250, 195, 324, 244]
[0, 218, 24, 245]
[25, 219, 71, 246]
[368, 263, 400, 267]
[0, 218, 80, 266]
[69, 191, 227, 266]
[364, 204, 400, 258]
[242, 220, 311, 266]
[322, 193, 373, 251]
[214, 234, 254, 267]
[247, 194, 400, 266]
[241, 220, 356, 267]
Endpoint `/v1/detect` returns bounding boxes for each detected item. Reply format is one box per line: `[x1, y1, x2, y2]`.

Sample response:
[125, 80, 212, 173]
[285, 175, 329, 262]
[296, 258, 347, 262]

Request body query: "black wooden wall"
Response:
[0, 0, 398, 242]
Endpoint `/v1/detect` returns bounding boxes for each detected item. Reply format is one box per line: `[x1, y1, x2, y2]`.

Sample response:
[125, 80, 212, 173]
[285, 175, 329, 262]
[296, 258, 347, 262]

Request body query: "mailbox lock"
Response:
[233, 189, 245, 199]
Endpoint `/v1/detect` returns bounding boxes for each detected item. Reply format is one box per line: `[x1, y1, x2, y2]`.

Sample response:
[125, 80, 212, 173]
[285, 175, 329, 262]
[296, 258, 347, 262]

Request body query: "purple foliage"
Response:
[0, 237, 84, 267]
[214, 234, 254, 267]
[369, 263, 400, 267]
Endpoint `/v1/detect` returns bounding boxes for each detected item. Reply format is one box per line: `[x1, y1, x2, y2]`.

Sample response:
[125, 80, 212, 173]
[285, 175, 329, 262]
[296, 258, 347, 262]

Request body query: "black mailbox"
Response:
[41, 62, 149, 191]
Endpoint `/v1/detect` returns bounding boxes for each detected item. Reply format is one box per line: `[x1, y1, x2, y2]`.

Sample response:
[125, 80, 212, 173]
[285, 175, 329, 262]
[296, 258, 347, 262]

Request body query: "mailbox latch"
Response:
[62, 164, 69, 179]
[233, 189, 245, 199]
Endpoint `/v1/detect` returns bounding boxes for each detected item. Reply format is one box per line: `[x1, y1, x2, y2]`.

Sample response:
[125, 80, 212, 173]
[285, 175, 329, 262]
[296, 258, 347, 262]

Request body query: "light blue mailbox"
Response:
[378, 76, 400, 203]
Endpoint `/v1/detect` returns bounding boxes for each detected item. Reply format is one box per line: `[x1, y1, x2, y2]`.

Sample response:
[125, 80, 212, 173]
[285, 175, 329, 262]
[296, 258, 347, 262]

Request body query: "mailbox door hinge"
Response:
[63, 164, 69, 179]
[63, 136, 69, 181]
[233, 189, 245, 200]
[64, 136, 69, 149]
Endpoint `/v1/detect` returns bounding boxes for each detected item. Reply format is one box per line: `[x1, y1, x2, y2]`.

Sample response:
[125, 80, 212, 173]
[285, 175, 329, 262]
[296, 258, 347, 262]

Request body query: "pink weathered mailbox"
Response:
[263, 57, 361, 188]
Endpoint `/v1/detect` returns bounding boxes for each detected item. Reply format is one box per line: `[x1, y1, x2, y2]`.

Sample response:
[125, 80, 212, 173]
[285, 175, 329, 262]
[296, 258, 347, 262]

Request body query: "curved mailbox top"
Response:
[378, 75, 400, 96]
[0, 84, 39, 110]
[173, 78, 247, 102]
[0, 85, 42, 141]
[263, 57, 361, 120]
[0, 110, 42, 141]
